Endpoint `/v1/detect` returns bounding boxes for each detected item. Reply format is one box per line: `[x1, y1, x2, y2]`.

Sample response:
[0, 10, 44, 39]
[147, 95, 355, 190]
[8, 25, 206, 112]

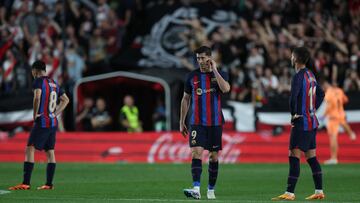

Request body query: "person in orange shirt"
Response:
[323, 81, 357, 165]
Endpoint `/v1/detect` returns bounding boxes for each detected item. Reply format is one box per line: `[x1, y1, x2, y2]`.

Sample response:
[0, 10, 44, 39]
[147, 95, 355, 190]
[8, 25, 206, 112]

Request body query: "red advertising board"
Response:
[0, 131, 359, 163]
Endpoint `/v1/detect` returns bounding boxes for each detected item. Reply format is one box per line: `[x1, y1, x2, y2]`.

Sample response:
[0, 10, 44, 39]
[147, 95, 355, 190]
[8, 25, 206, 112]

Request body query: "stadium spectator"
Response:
[261, 68, 279, 95]
[1, 50, 17, 94]
[230, 66, 251, 102]
[90, 98, 112, 131]
[66, 45, 86, 84]
[119, 95, 142, 133]
[277, 67, 291, 94]
[152, 98, 166, 132]
[76, 97, 94, 131]
[343, 70, 360, 92]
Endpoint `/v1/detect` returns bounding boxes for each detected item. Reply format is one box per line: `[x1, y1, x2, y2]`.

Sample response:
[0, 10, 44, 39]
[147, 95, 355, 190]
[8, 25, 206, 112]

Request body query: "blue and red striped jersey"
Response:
[32, 76, 64, 128]
[184, 69, 229, 126]
[290, 68, 324, 131]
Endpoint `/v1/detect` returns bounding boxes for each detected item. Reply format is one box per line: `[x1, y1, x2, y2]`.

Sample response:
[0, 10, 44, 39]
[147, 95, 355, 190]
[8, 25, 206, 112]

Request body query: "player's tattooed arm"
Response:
[210, 59, 230, 93]
[180, 92, 191, 137]
[33, 89, 42, 120]
[54, 93, 70, 117]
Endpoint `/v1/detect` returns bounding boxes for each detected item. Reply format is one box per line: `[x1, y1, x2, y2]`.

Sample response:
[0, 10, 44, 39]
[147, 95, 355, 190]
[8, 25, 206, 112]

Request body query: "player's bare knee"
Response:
[191, 148, 203, 159]
[289, 149, 301, 158]
[25, 146, 35, 154]
[209, 152, 219, 162]
[46, 150, 56, 163]
[305, 150, 316, 159]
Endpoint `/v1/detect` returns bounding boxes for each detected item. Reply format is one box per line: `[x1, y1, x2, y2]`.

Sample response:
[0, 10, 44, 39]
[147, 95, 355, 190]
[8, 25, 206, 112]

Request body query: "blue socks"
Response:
[191, 159, 202, 187]
[208, 161, 218, 190]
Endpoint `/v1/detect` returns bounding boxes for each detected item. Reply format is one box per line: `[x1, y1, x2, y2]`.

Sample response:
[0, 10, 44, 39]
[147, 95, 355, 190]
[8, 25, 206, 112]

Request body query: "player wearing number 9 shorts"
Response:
[180, 46, 230, 199]
[9, 60, 69, 191]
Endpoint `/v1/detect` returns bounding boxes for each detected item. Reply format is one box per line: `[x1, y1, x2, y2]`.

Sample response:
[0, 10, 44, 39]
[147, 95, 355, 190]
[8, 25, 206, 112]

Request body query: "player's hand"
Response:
[292, 114, 302, 120]
[208, 59, 218, 72]
[180, 122, 188, 138]
[291, 114, 303, 127]
[34, 114, 42, 120]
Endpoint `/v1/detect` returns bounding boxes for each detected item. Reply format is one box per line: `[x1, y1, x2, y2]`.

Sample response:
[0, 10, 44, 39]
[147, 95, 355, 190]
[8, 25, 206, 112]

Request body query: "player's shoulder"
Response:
[218, 69, 228, 76]
[185, 69, 200, 79]
[33, 76, 44, 83]
[32, 77, 45, 89]
[189, 69, 201, 75]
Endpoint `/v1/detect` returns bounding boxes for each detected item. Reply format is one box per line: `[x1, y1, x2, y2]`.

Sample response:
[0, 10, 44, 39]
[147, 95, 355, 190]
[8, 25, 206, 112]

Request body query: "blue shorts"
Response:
[189, 125, 222, 152]
[27, 127, 57, 151]
[289, 127, 316, 152]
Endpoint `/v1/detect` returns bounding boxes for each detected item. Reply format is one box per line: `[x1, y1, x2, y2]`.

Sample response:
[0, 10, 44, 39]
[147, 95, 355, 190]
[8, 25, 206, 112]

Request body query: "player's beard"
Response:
[200, 64, 211, 72]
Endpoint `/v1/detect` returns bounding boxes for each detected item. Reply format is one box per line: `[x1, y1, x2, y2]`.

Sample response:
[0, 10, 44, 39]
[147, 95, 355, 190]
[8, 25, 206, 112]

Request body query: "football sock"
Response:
[208, 161, 218, 190]
[191, 159, 202, 187]
[23, 162, 34, 185]
[46, 163, 56, 186]
[307, 157, 323, 190]
[286, 156, 300, 193]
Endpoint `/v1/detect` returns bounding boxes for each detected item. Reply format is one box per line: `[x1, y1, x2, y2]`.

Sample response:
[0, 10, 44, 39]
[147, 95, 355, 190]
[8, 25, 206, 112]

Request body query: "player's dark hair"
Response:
[32, 60, 46, 71]
[292, 47, 310, 65]
[194, 46, 212, 56]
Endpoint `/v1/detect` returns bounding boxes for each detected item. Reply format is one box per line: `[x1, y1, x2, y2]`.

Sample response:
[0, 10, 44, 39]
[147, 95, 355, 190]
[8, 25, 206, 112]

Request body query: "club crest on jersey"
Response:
[196, 88, 203, 95]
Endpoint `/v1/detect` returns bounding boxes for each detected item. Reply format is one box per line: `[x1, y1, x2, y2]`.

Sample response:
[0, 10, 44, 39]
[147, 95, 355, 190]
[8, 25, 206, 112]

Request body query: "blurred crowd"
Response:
[174, 0, 360, 106]
[1, 0, 360, 107]
[0, 0, 137, 95]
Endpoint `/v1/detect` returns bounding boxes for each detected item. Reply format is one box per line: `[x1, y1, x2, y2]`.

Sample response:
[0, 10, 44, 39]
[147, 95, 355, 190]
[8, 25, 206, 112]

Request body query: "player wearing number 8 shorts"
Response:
[9, 60, 69, 191]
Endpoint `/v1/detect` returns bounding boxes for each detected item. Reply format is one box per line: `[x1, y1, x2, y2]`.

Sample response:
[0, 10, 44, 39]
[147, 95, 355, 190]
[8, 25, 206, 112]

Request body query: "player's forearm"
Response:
[180, 98, 190, 124]
[55, 100, 69, 116]
[33, 98, 40, 120]
[213, 70, 230, 93]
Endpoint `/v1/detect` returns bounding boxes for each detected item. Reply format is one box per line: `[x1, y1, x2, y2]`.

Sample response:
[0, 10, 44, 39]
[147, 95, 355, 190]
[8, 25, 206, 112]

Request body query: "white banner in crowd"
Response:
[226, 101, 360, 132]
[227, 101, 255, 132]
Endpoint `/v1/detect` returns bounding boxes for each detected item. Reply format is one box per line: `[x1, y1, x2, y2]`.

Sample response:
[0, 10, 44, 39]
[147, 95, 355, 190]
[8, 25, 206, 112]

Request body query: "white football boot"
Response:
[183, 187, 201, 199]
[207, 189, 216, 199]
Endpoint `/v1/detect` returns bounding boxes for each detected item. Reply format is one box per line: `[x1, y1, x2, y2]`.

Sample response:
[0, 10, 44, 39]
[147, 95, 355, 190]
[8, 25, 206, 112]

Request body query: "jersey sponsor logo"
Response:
[211, 78, 217, 83]
[196, 88, 216, 96]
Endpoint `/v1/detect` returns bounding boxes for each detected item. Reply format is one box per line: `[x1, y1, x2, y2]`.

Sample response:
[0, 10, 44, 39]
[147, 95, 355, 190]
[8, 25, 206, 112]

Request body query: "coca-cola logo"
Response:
[147, 133, 245, 163]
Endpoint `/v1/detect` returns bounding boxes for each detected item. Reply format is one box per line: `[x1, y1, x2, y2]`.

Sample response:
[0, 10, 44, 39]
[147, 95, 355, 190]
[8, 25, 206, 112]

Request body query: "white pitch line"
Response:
[0, 196, 354, 203]
[0, 196, 268, 202]
[0, 190, 11, 195]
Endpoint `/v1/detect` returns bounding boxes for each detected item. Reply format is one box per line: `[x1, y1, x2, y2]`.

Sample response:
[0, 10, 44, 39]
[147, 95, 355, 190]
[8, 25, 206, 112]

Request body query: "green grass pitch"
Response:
[0, 163, 359, 202]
